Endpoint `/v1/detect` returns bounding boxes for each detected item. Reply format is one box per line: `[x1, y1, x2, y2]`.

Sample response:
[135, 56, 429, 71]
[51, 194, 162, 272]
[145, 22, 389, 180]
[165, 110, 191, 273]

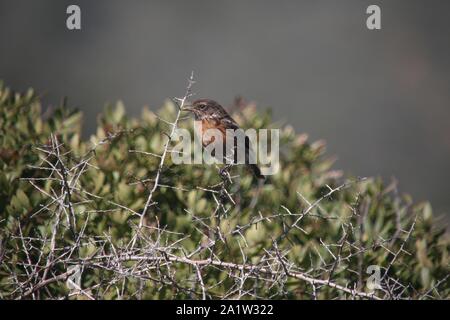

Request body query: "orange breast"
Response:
[195, 119, 226, 147]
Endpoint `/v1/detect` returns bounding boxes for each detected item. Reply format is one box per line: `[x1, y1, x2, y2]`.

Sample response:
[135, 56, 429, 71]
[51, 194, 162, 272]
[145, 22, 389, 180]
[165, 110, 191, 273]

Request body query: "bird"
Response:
[183, 99, 265, 180]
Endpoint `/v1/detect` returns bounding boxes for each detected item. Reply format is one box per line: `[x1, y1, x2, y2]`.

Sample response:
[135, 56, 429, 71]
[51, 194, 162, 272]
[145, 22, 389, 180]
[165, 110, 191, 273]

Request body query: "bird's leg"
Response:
[219, 164, 232, 182]
[220, 166, 233, 186]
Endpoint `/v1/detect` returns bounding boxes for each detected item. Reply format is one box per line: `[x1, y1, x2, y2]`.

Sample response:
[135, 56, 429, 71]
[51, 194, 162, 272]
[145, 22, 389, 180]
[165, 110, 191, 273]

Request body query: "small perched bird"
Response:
[184, 99, 264, 179]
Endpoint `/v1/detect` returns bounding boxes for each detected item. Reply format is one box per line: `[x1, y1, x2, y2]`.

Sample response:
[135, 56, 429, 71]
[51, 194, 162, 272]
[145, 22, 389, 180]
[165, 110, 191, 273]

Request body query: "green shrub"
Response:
[0, 81, 448, 299]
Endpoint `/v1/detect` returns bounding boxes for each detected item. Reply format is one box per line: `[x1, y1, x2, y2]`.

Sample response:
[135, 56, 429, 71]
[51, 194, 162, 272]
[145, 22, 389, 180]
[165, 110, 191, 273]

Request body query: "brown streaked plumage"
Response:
[184, 99, 264, 179]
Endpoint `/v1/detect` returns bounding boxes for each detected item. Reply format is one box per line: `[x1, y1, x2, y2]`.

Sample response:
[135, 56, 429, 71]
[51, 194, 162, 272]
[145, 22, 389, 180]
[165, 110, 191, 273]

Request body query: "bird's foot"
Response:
[219, 165, 233, 183]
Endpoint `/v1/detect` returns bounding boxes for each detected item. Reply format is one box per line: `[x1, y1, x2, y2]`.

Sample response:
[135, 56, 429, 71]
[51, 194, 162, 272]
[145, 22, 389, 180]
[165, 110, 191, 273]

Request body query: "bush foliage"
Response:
[0, 81, 448, 299]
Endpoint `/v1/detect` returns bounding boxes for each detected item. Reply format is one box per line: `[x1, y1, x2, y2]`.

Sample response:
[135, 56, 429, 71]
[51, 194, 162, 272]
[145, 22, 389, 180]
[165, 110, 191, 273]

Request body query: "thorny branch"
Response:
[135, 72, 195, 231]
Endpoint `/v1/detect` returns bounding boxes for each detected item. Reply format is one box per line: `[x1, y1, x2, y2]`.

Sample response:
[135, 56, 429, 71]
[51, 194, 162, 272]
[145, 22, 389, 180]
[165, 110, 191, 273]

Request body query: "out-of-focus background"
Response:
[1, 0, 449, 220]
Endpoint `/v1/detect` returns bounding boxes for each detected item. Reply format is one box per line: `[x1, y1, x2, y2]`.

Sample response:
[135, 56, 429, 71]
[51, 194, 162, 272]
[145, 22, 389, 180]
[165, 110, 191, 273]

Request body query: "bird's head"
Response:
[183, 99, 221, 119]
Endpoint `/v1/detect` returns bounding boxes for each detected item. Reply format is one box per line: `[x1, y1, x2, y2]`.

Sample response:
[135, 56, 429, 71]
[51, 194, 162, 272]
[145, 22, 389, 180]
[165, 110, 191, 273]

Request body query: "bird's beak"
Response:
[183, 105, 194, 112]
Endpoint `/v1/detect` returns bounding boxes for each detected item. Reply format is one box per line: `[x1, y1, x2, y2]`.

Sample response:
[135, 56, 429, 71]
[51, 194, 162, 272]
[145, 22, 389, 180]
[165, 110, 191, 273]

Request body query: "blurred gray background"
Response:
[1, 0, 449, 220]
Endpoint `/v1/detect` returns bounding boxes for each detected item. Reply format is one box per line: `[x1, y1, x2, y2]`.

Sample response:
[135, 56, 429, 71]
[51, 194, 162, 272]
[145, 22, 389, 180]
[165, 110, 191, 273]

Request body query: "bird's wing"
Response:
[220, 114, 240, 130]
